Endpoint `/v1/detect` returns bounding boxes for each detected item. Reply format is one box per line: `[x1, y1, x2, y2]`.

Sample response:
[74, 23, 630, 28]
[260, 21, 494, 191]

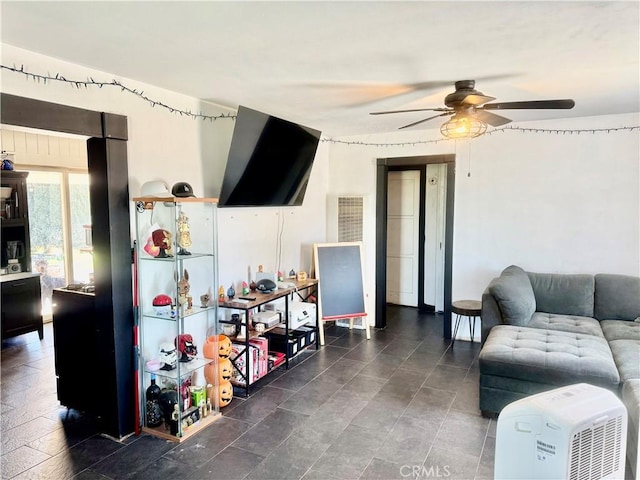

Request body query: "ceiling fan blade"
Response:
[483, 99, 575, 110]
[370, 107, 450, 116]
[303, 74, 519, 107]
[474, 110, 512, 127]
[398, 112, 453, 130]
[461, 94, 496, 106]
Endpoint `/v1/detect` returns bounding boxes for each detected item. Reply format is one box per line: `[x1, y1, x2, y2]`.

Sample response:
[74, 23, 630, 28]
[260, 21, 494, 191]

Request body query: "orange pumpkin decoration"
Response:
[218, 358, 233, 382]
[203, 334, 232, 359]
[207, 380, 233, 408]
[204, 358, 233, 384]
[204, 360, 218, 385]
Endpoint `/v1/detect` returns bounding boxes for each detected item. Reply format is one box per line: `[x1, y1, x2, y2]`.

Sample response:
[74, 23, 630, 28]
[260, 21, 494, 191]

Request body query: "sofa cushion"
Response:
[528, 312, 604, 337]
[601, 319, 640, 342]
[488, 265, 536, 326]
[527, 272, 594, 317]
[594, 274, 640, 321]
[608, 339, 640, 382]
[479, 325, 620, 388]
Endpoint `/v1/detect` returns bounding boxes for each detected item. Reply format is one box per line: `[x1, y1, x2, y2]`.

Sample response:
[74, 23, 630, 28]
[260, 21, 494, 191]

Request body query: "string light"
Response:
[3, 64, 638, 144]
[322, 125, 639, 147]
[1, 64, 236, 122]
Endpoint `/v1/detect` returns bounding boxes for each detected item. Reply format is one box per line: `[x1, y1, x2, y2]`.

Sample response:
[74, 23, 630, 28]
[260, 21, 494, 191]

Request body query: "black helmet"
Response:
[172, 182, 195, 198]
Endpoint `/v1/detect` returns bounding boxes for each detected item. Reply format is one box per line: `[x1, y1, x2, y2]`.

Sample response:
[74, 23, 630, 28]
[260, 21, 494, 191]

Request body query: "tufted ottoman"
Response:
[479, 325, 620, 417]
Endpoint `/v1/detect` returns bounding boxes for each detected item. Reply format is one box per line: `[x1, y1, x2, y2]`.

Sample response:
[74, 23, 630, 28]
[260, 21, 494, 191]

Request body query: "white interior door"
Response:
[386, 170, 420, 306]
[424, 164, 447, 312]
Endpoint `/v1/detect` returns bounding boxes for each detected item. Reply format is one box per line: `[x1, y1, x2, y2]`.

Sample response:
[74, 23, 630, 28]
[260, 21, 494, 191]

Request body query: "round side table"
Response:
[451, 300, 481, 347]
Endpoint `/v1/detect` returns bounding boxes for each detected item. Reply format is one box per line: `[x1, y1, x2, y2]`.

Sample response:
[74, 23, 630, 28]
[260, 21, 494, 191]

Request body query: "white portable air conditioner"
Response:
[495, 383, 627, 480]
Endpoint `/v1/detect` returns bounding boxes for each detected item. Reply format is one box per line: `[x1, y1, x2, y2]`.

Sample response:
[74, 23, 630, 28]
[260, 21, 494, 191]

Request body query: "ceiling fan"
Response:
[370, 80, 575, 136]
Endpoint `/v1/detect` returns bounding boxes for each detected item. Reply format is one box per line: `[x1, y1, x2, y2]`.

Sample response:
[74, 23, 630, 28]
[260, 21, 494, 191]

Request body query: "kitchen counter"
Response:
[0, 271, 40, 283]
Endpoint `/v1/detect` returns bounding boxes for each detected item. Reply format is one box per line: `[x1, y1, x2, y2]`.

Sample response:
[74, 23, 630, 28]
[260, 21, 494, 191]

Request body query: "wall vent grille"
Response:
[337, 196, 363, 242]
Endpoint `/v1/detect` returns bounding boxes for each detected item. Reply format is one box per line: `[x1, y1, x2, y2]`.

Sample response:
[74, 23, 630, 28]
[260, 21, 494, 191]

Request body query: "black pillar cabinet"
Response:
[87, 136, 134, 439]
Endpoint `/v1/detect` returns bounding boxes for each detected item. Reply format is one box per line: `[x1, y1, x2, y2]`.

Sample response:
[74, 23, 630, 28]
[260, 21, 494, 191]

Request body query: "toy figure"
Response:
[143, 237, 160, 257]
[152, 229, 173, 258]
[176, 211, 192, 255]
[200, 293, 210, 308]
[177, 269, 193, 313]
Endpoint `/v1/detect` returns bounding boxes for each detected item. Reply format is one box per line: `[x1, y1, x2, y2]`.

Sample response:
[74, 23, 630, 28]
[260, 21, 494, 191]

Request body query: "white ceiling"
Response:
[1, 1, 639, 136]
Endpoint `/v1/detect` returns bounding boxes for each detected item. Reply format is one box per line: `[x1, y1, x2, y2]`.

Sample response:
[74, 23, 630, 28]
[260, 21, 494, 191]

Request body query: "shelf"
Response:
[142, 305, 216, 322]
[139, 252, 214, 262]
[218, 278, 318, 309]
[135, 198, 220, 442]
[0, 218, 27, 227]
[141, 410, 222, 442]
[145, 357, 214, 379]
[219, 280, 320, 397]
[223, 323, 286, 342]
[229, 351, 288, 387]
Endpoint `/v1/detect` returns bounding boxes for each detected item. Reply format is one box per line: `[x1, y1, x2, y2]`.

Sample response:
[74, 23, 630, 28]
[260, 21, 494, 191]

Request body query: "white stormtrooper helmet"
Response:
[159, 342, 177, 370]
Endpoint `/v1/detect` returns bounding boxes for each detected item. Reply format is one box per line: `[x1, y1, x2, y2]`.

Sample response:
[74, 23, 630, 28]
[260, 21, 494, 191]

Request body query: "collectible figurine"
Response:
[175, 333, 197, 362]
[227, 284, 235, 299]
[152, 229, 173, 258]
[176, 211, 192, 255]
[200, 292, 210, 308]
[218, 285, 225, 301]
[241, 281, 249, 296]
[177, 269, 193, 313]
[143, 237, 160, 257]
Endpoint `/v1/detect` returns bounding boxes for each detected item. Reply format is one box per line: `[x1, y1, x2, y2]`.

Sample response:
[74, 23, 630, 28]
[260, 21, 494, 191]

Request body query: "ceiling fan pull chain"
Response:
[468, 140, 472, 178]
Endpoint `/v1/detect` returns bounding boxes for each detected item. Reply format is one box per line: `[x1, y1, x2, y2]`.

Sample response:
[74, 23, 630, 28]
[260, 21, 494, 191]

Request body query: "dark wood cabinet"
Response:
[1, 170, 32, 274]
[1, 273, 43, 340]
[52, 288, 99, 415]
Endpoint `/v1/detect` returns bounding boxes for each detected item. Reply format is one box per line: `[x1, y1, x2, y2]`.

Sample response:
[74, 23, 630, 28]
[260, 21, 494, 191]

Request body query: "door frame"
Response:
[1, 93, 134, 438]
[376, 154, 456, 339]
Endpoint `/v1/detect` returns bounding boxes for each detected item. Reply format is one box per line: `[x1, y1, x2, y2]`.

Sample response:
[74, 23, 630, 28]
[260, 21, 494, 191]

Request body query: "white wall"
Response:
[329, 113, 640, 314]
[3, 44, 638, 328]
[215, 140, 329, 295]
[0, 44, 329, 298]
[1, 46, 232, 197]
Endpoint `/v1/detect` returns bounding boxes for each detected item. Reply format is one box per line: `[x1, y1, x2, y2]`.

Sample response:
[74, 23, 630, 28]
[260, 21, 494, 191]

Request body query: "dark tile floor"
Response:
[1, 306, 495, 480]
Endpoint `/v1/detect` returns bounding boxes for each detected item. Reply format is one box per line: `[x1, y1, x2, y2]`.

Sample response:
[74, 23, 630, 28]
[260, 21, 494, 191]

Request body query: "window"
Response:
[26, 169, 92, 319]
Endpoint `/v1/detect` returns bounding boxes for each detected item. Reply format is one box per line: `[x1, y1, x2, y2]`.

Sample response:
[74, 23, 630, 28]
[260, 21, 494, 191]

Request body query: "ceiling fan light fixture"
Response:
[440, 115, 487, 139]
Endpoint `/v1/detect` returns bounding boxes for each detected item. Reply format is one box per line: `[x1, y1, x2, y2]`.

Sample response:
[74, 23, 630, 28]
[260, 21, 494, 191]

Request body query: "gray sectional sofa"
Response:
[479, 265, 640, 477]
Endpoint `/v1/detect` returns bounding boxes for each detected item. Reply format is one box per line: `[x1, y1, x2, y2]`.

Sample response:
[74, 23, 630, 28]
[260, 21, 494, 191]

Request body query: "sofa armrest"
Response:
[481, 287, 503, 344]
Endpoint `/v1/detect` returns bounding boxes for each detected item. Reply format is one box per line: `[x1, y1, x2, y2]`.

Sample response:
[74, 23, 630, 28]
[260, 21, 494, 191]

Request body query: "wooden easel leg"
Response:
[318, 320, 326, 346]
[364, 317, 371, 340]
[349, 319, 354, 330]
